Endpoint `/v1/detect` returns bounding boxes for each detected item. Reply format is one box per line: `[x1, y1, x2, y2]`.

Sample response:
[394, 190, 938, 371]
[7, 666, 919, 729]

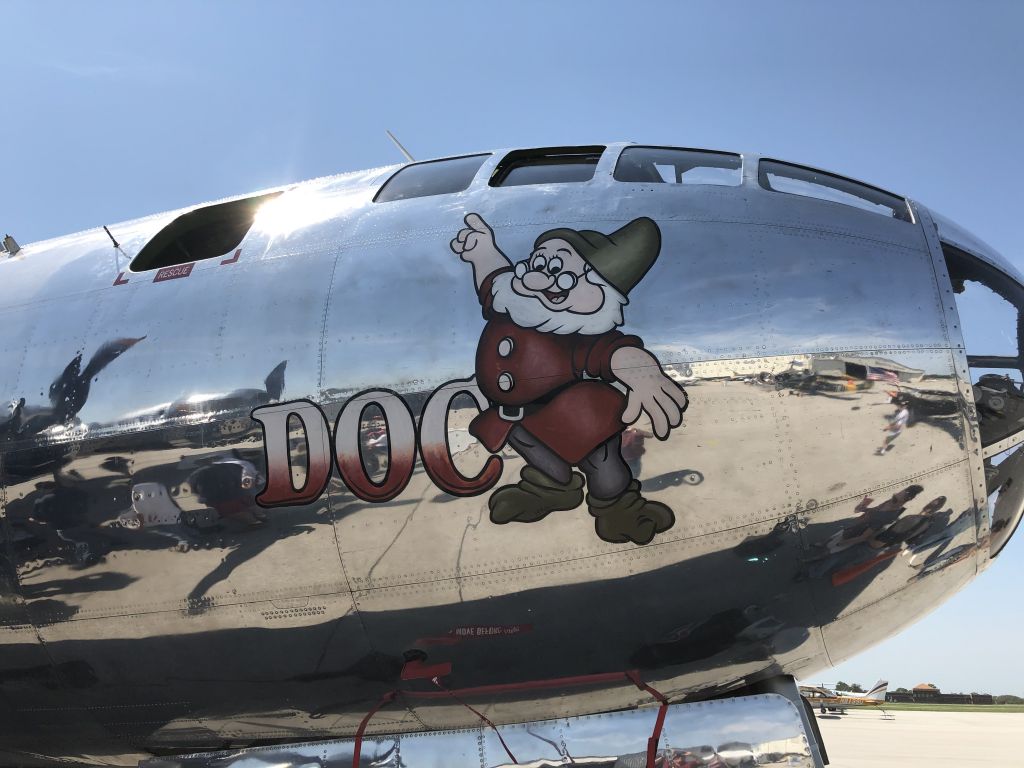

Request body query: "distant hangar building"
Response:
[886, 683, 993, 705]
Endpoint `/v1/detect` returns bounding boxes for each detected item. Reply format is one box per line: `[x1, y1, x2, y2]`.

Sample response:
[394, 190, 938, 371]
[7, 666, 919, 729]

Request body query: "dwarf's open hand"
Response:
[451, 213, 497, 262]
[612, 346, 689, 439]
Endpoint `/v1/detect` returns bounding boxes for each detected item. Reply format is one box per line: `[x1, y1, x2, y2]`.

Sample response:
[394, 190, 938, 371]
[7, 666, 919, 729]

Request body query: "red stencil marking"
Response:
[154, 263, 194, 282]
[400, 659, 452, 681]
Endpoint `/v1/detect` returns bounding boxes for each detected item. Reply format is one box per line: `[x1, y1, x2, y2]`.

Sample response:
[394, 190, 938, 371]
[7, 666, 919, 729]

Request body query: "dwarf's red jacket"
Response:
[469, 268, 641, 464]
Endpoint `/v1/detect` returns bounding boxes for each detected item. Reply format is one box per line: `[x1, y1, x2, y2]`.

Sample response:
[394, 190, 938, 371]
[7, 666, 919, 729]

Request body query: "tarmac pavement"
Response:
[815, 709, 1024, 767]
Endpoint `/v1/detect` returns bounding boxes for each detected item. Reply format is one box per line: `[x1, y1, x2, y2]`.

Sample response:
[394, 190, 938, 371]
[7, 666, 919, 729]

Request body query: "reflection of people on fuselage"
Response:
[798, 485, 923, 582]
[360, 418, 389, 475]
[451, 213, 689, 544]
[829, 496, 952, 586]
[803, 490, 957, 585]
[818, 485, 924, 556]
[871, 495, 949, 549]
[876, 395, 910, 455]
[901, 506, 972, 572]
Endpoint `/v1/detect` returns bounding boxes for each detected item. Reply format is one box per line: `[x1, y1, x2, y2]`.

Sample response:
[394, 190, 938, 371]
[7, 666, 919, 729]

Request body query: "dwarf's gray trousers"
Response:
[508, 426, 631, 500]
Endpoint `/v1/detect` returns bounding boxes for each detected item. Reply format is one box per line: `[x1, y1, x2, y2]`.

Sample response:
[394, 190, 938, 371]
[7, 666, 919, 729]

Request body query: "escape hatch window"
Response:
[489, 146, 604, 187]
[373, 154, 490, 203]
[614, 146, 742, 186]
[758, 159, 913, 222]
[130, 192, 282, 272]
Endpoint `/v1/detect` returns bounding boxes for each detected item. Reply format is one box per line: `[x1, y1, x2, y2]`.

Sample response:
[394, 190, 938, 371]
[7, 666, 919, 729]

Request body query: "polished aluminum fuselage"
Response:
[0, 144, 1013, 764]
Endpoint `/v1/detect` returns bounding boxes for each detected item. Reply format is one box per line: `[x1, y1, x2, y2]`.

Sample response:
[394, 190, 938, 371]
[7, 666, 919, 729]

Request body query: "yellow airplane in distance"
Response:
[800, 680, 889, 713]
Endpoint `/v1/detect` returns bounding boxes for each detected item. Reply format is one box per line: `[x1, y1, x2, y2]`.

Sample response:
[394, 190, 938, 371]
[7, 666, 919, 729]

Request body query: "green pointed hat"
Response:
[533, 217, 661, 296]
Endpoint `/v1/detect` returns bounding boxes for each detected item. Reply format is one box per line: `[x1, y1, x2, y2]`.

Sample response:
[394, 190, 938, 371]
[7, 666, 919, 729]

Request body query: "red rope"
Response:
[350, 669, 670, 768]
[352, 690, 397, 768]
[431, 676, 519, 764]
[626, 671, 670, 768]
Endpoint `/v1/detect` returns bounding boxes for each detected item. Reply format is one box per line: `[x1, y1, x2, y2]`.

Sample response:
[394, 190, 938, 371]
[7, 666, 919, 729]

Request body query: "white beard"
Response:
[490, 270, 627, 335]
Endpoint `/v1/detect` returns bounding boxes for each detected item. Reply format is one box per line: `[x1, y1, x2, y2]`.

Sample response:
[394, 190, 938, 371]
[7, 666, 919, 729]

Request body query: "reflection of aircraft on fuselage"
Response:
[0, 337, 145, 481]
[771, 371, 868, 398]
[117, 360, 287, 438]
[799, 680, 889, 714]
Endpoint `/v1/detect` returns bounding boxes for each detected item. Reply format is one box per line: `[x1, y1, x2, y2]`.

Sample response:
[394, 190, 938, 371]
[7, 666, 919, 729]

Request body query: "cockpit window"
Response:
[615, 147, 742, 186]
[373, 154, 490, 203]
[758, 159, 913, 222]
[489, 146, 605, 187]
[130, 192, 282, 272]
[944, 243, 1024, 440]
[943, 242, 1024, 557]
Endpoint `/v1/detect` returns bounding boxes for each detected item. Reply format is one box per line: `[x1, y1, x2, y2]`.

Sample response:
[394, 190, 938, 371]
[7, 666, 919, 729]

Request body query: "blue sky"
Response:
[2, 1, 1022, 695]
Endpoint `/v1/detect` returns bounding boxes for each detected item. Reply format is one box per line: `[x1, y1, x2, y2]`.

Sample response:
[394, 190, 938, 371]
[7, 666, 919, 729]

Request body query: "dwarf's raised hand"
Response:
[450, 213, 512, 292]
[450, 213, 496, 261]
[621, 375, 688, 439]
[612, 347, 689, 440]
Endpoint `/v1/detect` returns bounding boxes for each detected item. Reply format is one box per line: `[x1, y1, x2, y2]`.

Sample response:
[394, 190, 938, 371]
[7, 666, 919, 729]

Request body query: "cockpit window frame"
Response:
[943, 242, 1024, 380]
[489, 146, 606, 188]
[614, 146, 743, 186]
[758, 159, 914, 223]
[372, 153, 491, 204]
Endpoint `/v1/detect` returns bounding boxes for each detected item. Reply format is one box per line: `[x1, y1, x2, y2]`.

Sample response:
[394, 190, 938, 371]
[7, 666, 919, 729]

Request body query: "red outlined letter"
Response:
[334, 390, 417, 503]
[252, 400, 333, 507]
[418, 377, 502, 497]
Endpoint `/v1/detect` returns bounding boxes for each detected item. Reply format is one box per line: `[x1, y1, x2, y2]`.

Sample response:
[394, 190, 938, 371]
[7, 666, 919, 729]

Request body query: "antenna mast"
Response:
[103, 225, 129, 273]
[385, 130, 415, 163]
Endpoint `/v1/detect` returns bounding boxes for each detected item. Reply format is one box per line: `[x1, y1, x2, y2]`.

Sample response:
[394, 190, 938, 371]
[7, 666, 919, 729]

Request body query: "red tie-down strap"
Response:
[352, 690, 397, 768]
[352, 668, 670, 768]
[626, 670, 671, 768]
[430, 676, 519, 765]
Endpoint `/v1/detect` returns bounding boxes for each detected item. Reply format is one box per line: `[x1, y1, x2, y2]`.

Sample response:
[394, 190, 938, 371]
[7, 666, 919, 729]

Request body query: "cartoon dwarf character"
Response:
[451, 213, 689, 544]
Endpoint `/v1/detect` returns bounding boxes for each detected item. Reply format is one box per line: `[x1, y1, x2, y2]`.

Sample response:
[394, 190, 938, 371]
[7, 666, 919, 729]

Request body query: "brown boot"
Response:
[489, 467, 585, 524]
[587, 480, 675, 544]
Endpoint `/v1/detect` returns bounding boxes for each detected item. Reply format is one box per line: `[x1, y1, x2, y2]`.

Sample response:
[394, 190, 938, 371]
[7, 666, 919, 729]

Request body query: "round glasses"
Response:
[515, 255, 585, 291]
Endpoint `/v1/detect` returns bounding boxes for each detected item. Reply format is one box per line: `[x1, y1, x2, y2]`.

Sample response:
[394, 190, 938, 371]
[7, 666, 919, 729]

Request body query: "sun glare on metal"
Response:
[253, 187, 360, 238]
